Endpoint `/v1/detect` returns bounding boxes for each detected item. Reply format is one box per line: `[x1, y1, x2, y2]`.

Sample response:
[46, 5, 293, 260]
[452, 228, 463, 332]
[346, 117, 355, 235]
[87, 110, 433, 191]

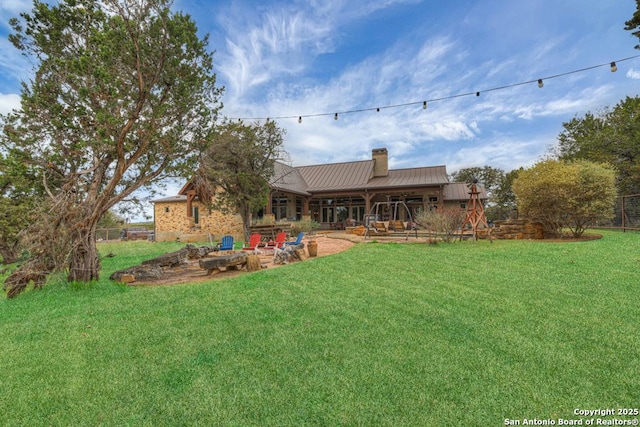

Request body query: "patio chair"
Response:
[283, 232, 304, 246]
[242, 233, 262, 252]
[218, 235, 234, 251]
[264, 232, 287, 250]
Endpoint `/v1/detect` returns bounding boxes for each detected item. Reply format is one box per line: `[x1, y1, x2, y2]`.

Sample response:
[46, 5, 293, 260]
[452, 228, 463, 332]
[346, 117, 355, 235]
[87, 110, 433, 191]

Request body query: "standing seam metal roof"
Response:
[296, 160, 375, 192]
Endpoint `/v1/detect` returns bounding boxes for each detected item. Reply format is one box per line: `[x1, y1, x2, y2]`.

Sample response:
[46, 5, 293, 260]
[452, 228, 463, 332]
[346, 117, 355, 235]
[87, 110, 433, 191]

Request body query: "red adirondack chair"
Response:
[265, 232, 287, 249]
[242, 233, 262, 251]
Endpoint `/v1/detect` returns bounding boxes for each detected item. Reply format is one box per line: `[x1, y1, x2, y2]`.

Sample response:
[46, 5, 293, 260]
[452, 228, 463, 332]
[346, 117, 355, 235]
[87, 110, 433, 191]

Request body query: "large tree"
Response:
[513, 160, 617, 237]
[194, 120, 286, 241]
[1, 0, 222, 295]
[554, 96, 640, 195]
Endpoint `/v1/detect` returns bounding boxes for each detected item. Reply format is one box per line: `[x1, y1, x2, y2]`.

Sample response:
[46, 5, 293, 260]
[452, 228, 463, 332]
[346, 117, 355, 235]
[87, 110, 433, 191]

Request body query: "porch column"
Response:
[303, 197, 310, 217]
[363, 191, 376, 215]
[186, 190, 196, 217]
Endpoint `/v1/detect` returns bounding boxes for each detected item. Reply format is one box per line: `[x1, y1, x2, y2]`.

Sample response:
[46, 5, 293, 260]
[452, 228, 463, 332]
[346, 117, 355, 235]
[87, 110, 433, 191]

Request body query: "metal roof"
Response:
[152, 195, 188, 203]
[366, 166, 449, 189]
[270, 162, 311, 196]
[443, 182, 488, 200]
[297, 160, 375, 192]
[296, 161, 449, 192]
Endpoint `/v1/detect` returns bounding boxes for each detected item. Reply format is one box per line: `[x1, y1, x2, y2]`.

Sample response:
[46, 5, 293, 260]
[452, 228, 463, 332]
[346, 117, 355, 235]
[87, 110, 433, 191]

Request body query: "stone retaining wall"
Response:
[491, 219, 545, 240]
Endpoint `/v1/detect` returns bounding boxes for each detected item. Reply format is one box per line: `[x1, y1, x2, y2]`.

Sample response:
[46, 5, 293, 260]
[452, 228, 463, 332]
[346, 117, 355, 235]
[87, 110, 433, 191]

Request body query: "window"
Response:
[322, 207, 334, 223]
[271, 196, 288, 221]
[193, 206, 199, 225]
[164, 206, 170, 213]
[350, 206, 365, 222]
[336, 206, 348, 221]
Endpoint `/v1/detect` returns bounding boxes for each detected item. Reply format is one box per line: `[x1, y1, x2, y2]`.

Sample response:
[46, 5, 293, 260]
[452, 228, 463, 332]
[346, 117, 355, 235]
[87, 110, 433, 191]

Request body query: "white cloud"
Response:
[216, 5, 336, 100]
[0, 93, 20, 115]
[626, 68, 640, 79]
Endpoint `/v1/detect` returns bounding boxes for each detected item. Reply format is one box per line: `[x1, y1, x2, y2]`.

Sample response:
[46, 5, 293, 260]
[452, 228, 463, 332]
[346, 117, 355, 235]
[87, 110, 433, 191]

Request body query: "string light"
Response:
[228, 55, 639, 123]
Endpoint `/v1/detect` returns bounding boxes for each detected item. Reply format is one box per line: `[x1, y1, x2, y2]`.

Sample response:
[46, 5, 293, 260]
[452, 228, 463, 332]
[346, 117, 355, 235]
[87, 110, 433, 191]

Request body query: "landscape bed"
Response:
[0, 230, 638, 426]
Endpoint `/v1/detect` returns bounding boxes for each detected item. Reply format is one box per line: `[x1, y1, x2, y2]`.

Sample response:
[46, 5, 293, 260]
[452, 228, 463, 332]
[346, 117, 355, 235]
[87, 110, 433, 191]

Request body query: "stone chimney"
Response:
[372, 148, 388, 177]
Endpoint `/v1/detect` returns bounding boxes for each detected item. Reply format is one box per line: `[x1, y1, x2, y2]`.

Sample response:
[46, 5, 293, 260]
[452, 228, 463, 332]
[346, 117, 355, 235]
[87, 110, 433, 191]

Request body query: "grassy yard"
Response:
[1, 231, 638, 426]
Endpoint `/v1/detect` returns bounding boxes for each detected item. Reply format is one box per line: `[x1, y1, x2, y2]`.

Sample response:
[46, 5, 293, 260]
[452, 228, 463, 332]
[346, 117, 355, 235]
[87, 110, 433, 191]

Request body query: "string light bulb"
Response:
[423, 101, 427, 109]
[537, 79, 544, 88]
[610, 61, 617, 72]
[334, 113, 338, 120]
[298, 116, 302, 124]
[376, 107, 380, 112]
[476, 92, 480, 97]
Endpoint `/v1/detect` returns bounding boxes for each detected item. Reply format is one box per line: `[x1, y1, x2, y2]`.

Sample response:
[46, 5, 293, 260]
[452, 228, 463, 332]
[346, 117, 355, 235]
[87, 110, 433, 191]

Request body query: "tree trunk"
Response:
[67, 223, 100, 282]
[245, 254, 261, 271]
[240, 205, 252, 242]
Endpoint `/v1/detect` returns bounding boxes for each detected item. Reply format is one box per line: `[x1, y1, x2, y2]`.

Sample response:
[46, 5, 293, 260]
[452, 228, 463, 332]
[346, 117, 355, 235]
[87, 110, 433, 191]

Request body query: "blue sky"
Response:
[1, 0, 639, 179]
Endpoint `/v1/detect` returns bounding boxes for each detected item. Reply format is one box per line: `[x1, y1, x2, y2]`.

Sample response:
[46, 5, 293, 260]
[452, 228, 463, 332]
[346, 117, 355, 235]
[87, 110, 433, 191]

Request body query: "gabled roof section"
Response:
[296, 160, 375, 192]
[444, 182, 488, 201]
[366, 166, 449, 190]
[270, 162, 311, 196]
[152, 195, 188, 203]
[178, 181, 195, 195]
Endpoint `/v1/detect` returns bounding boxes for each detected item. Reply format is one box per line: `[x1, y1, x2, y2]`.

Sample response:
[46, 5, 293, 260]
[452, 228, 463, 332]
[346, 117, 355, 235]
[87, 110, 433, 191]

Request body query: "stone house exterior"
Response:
[152, 148, 486, 242]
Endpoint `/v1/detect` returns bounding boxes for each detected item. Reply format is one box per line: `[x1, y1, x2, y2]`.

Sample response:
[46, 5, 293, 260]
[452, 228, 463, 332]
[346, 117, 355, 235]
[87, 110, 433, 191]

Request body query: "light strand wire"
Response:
[229, 55, 640, 122]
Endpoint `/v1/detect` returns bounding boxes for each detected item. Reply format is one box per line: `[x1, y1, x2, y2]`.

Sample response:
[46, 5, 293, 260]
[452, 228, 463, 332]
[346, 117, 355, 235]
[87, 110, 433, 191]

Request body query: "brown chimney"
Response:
[372, 148, 388, 177]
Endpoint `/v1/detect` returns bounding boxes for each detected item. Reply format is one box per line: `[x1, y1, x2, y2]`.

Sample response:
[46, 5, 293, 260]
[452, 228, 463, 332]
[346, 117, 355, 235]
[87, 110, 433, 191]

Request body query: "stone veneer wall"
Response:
[154, 200, 244, 243]
[491, 219, 545, 240]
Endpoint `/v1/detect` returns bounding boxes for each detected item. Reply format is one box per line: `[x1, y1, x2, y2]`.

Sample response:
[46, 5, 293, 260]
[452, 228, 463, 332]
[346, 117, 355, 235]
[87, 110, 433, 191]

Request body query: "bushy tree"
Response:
[513, 160, 617, 237]
[194, 120, 287, 241]
[554, 96, 640, 195]
[416, 207, 467, 242]
[2, 0, 222, 296]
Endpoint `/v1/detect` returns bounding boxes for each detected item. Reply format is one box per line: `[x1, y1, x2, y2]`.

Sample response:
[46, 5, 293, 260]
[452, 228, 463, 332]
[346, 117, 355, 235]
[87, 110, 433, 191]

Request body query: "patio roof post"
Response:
[363, 190, 375, 215]
[186, 190, 196, 217]
[303, 197, 310, 217]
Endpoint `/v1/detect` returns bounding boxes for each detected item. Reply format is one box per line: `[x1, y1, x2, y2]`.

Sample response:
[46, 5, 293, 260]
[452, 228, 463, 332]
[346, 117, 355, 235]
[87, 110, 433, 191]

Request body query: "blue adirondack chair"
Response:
[218, 235, 234, 251]
[283, 232, 304, 246]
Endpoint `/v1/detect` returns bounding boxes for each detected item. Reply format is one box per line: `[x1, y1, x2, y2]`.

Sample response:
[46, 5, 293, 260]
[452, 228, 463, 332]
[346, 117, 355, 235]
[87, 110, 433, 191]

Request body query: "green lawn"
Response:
[1, 231, 638, 426]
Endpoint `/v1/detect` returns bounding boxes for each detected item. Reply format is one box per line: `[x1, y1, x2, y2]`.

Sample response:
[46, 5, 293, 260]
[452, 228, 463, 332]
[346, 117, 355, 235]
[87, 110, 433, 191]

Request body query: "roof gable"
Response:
[270, 162, 310, 195]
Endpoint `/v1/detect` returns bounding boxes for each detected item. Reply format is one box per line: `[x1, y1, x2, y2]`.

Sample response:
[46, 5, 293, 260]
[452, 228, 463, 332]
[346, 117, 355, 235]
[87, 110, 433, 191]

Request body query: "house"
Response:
[152, 148, 486, 242]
